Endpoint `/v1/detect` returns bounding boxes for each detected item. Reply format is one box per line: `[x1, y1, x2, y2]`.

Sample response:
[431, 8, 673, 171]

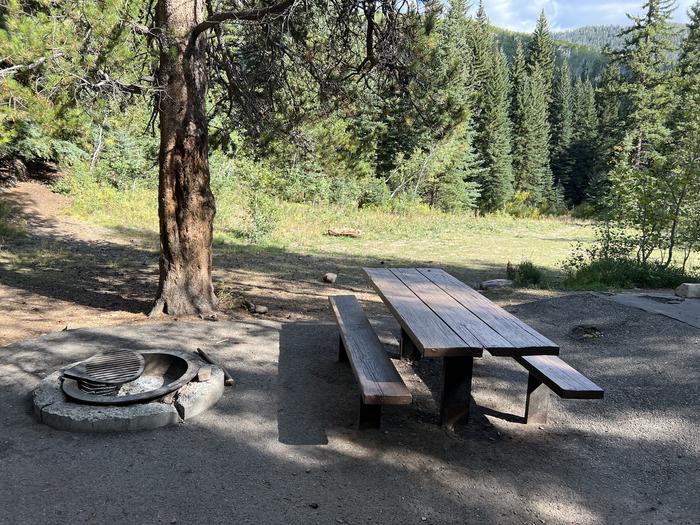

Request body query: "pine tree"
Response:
[607, 0, 678, 263]
[478, 47, 514, 211]
[512, 63, 552, 205]
[469, 1, 513, 212]
[568, 78, 599, 204]
[589, 63, 623, 207]
[550, 60, 574, 191]
[510, 42, 528, 189]
[527, 10, 556, 100]
[667, 1, 700, 265]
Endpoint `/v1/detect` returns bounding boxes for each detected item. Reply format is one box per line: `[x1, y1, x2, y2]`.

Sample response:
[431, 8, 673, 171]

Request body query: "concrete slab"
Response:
[597, 292, 700, 329]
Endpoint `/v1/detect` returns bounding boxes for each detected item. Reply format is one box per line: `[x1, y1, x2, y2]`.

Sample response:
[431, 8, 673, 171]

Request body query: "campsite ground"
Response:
[0, 182, 698, 524]
[0, 181, 577, 347]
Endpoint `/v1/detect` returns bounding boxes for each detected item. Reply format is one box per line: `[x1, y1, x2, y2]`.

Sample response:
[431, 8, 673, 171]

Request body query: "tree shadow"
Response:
[0, 303, 698, 524]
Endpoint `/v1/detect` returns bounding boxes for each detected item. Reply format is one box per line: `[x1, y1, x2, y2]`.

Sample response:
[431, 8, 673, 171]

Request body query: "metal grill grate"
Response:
[63, 350, 145, 396]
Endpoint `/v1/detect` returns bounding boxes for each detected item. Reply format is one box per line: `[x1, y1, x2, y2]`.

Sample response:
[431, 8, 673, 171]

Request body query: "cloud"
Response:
[482, 0, 694, 32]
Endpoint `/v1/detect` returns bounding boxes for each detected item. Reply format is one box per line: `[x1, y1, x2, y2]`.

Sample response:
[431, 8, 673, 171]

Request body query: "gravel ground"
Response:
[0, 294, 698, 524]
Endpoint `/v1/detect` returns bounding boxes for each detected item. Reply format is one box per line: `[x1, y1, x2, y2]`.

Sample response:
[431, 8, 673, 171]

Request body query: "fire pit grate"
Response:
[63, 350, 145, 396]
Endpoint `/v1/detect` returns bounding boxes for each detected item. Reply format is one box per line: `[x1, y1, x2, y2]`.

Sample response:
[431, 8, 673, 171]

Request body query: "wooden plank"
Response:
[329, 296, 412, 405]
[515, 355, 604, 399]
[363, 268, 481, 357]
[417, 268, 559, 355]
[390, 268, 514, 352]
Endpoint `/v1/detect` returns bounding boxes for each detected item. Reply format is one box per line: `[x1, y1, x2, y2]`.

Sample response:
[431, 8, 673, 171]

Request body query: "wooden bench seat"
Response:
[329, 295, 412, 428]
[514, 355, 604, 424]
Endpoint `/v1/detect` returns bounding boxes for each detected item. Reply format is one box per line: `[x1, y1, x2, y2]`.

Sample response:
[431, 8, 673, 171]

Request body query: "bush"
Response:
[505, 192, 542, 219]
[243, 192, 280, 244]
[358, 177, 390, 208]
[562, 229, 699, 290]
[507, 261, 546, 287]
[564, 258, 695, 290]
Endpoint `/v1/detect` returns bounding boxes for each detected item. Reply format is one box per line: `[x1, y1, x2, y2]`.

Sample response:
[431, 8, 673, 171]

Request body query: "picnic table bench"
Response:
[329, 267, 603, 430]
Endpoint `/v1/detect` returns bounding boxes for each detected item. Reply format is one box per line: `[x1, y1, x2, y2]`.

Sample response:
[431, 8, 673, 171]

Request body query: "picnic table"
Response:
[329, 267, 603, 430]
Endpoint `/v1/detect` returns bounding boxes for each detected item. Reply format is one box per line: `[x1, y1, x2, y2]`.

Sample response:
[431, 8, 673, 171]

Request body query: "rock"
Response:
[480, 279, 513, 290]
[571, 325, 603, 341]
[323, 273, 338, 284]
[675, 283, 700, 298]
[197, 365, 212, 382]
[242, 299, 255, 312]
[309, 503, 319, 509]
[254, 305, 268, 314]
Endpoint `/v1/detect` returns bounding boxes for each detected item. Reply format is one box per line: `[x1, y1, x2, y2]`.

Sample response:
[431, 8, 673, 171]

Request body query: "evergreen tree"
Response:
[550, 60, 574, 190]
[527, 10, 556, 100]
[469, 1, 513, 212]
[590, 63, 624, 206]
[478, 47, 514, 211]
[512, 64, 552, 205]
[568, 78, 599, 204]
[510, 42, 528, 187]
[607, 0, 678, 263]
[666, 1, 700, 265]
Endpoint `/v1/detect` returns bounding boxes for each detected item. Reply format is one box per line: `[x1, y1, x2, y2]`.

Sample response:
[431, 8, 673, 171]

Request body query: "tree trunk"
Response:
[150, 0, 217, 316]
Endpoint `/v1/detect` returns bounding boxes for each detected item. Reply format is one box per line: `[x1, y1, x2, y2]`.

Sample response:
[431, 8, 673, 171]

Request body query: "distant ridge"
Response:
[554, 23, 688, 51]
[493, 26, 608, 80]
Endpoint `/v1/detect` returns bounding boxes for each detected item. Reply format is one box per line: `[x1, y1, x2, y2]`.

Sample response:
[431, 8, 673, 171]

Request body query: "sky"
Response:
[482, 0, 695, 32]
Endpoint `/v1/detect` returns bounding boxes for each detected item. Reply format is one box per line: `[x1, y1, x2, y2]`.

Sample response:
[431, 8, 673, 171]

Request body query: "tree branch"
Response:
[189, 0, 297, 43]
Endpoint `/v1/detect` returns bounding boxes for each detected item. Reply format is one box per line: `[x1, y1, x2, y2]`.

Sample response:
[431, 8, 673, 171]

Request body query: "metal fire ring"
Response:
[61, 349, 200, 406]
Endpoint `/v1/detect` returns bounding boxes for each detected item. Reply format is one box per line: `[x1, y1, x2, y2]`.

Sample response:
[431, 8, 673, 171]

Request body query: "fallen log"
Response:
[326, 228, 363, 238]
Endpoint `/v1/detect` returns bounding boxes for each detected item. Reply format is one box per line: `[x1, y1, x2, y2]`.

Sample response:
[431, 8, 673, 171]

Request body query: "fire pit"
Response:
[33, 348, 225, 432]
[62, 349, 199, 405]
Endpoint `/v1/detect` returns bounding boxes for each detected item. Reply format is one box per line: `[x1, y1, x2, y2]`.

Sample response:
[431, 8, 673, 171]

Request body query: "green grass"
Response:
[0, 199, 25, 241]
[61, 181, 597, 285]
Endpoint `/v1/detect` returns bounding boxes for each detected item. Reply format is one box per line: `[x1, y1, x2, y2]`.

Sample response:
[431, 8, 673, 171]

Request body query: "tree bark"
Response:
[150, 0, 217, 316]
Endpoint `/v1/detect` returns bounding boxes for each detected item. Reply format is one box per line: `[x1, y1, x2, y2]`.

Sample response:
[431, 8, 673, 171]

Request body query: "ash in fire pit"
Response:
[34, 349, 226, 432]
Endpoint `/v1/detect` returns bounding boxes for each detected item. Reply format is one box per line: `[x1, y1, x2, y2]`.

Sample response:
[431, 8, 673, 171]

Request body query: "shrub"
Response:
[564, 258, 695, 290]
[562, 226, 699, 290]
[507, 261, 546, 287]
[243, 192, 280, 244]
[358, 177, 390, 208]
[505, 192, 542, 219]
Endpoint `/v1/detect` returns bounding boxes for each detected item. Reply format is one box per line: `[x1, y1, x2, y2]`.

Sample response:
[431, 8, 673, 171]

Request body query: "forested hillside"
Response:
[554, 23, 688, 51]
[1, 0, 699, 286]
[494, 27, 608, 79]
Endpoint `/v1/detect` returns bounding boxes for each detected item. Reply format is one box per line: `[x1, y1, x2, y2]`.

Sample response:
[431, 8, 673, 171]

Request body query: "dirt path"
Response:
[0, 182, 152, 346]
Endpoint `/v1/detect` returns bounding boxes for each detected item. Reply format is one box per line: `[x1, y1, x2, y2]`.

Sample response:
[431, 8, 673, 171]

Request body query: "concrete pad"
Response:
[597, 292, 700, 329]
[676, 283, 700, 298]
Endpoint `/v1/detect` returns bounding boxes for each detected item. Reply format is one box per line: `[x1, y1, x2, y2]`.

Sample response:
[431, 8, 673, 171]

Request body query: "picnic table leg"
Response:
[358, 400, 382, 429]
[524, 374, 549, 424]
[399, 329, 421, 361]
[337, 335, 348, 363]
[439, 356, 474, 430]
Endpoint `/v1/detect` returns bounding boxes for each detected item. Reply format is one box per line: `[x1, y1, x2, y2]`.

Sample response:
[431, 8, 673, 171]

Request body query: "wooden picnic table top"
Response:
[363, 267, 559, 358]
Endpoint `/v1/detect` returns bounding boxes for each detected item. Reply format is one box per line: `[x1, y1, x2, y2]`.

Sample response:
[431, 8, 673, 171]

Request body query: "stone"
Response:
[323, 273, 338, 284]
[197, 365, 212, 382]
[480, 279, 513, 290]
[174, 366, 225, 420]
[675, 283, 700, 299]
[254, 305, 268, 314]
